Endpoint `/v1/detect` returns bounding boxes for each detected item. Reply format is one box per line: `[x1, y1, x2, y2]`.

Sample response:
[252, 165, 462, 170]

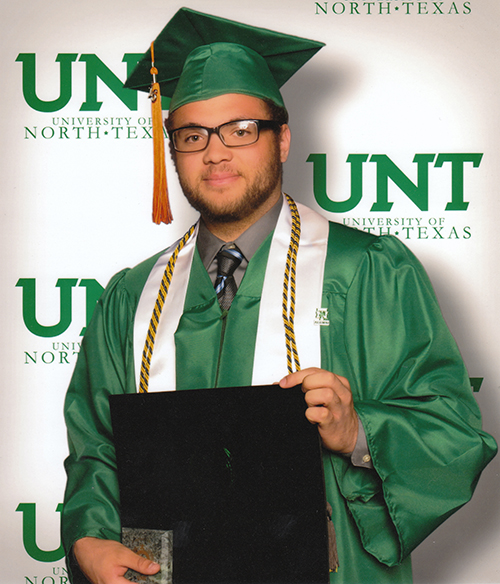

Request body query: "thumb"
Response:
[124, 549, 160, 575]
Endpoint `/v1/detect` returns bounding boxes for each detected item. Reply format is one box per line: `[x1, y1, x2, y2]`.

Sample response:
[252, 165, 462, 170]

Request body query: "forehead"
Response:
[172, 93, 269, 127]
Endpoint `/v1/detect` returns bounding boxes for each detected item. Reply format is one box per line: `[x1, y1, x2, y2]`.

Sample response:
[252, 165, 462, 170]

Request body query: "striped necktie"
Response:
[214, 244, 244, 310]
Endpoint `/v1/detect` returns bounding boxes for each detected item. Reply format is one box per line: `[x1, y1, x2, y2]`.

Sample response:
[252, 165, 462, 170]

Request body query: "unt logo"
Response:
[16, 278, 104, 337]
[314, 308, 330, 326]
[15, 53, 143, 112]
[307, 153, 482, 213]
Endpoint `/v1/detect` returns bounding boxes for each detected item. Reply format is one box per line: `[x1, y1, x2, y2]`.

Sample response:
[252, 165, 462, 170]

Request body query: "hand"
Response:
[73, 537, 160, 584]
[279, 367, 358, 454]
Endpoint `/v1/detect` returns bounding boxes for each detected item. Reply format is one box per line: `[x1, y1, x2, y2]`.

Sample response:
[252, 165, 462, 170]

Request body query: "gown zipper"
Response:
[214, 309, 228, 388]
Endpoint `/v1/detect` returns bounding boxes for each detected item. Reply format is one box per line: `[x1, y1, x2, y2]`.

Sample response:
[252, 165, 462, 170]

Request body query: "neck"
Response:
[202, 191, 282, 242]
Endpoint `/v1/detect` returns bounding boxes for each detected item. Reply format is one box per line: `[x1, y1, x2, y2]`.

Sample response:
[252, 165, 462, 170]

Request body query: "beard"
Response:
[175, 139, 283, 224]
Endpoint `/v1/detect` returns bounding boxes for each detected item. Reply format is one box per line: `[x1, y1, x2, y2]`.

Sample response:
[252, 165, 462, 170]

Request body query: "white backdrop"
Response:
[1, 1, 499, 583]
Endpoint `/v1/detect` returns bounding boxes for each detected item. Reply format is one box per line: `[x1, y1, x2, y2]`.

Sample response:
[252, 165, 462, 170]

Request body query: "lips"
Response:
[202, 171, 241, 188]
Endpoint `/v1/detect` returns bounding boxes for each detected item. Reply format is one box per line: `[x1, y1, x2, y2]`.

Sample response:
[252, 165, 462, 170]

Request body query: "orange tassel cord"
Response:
[149, 42, 173, 225]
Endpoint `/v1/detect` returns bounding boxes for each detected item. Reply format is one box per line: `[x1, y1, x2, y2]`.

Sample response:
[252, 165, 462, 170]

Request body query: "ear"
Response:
[279, 124, 291, 163]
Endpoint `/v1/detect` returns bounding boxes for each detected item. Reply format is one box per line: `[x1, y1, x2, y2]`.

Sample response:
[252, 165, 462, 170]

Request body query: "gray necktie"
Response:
[214, 244, 244, 310]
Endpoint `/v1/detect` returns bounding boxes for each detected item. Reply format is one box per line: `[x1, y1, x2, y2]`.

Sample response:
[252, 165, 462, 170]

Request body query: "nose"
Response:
[202, 132, 232, 165]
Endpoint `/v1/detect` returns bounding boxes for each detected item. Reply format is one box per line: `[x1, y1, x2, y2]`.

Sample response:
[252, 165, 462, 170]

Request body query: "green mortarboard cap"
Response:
[124, 7, 325, 111]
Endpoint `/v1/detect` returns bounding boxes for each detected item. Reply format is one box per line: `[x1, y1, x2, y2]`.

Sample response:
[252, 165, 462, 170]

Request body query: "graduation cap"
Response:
[124, 7, 325, 225]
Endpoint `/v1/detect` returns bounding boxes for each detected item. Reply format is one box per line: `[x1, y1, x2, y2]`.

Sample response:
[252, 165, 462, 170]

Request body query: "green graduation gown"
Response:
[62, 218, 497, 584]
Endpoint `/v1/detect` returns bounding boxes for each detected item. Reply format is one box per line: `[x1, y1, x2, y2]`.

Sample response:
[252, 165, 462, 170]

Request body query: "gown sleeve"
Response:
[61, 269, 136, 570]
[323, 233, 497, 567]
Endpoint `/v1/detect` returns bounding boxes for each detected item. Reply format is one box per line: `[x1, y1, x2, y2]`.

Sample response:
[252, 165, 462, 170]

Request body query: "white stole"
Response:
[133, 197, 329, 392]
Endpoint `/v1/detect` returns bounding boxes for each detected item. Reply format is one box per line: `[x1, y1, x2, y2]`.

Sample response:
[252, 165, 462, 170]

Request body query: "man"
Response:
[62, 8, 497, 584]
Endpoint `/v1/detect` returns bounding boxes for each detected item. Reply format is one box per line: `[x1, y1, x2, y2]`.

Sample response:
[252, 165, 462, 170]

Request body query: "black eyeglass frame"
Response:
[168, 119, 282, 153]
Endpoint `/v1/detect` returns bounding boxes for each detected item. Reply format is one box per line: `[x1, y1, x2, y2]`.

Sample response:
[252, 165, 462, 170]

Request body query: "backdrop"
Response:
[2, 1, 499, 582]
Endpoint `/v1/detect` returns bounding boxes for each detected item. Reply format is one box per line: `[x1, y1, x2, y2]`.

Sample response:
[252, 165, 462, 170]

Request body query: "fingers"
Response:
[279, 367, 323, 388]
[305, 401, 332, 425]
[122, 547, 161, 576]
[279, 367, 350, 397]
[73, 537, 160, 584]
[303, 386, 340, 408]
[279, 368, 358, 454]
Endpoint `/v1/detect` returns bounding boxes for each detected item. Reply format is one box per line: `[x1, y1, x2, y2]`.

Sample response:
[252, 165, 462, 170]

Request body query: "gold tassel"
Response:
[149, 42, 173, 225]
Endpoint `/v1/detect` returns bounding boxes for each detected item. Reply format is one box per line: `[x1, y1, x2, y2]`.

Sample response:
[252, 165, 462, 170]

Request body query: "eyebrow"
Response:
[175, 117, 257, 128]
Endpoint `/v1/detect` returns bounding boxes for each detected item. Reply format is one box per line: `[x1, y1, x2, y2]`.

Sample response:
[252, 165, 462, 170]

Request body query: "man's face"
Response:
[169, 94, 290, 225]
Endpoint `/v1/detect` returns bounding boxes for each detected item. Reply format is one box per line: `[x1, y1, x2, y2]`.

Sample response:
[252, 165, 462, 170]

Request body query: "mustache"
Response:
[201, 165, 243, 180]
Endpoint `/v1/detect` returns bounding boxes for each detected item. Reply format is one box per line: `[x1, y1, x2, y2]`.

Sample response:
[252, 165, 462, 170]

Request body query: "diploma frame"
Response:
[110, 384, 330, 584]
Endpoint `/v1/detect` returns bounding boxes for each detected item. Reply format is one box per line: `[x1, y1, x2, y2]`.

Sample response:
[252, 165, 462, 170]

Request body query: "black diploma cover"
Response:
[110, 384, 330, 583]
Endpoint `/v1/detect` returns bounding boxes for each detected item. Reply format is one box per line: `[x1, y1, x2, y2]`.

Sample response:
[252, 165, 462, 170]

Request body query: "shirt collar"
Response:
[197, 196, 284, 271]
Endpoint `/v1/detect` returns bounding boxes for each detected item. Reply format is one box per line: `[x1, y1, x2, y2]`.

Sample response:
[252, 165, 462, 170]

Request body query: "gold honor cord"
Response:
[139, 225, 196, 393]
[139, 196, 302, 392]
[283, 194, 301, 374]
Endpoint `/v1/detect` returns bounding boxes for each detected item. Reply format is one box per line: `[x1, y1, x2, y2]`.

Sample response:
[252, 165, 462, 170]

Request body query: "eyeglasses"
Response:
[168, 119, 282, 153]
